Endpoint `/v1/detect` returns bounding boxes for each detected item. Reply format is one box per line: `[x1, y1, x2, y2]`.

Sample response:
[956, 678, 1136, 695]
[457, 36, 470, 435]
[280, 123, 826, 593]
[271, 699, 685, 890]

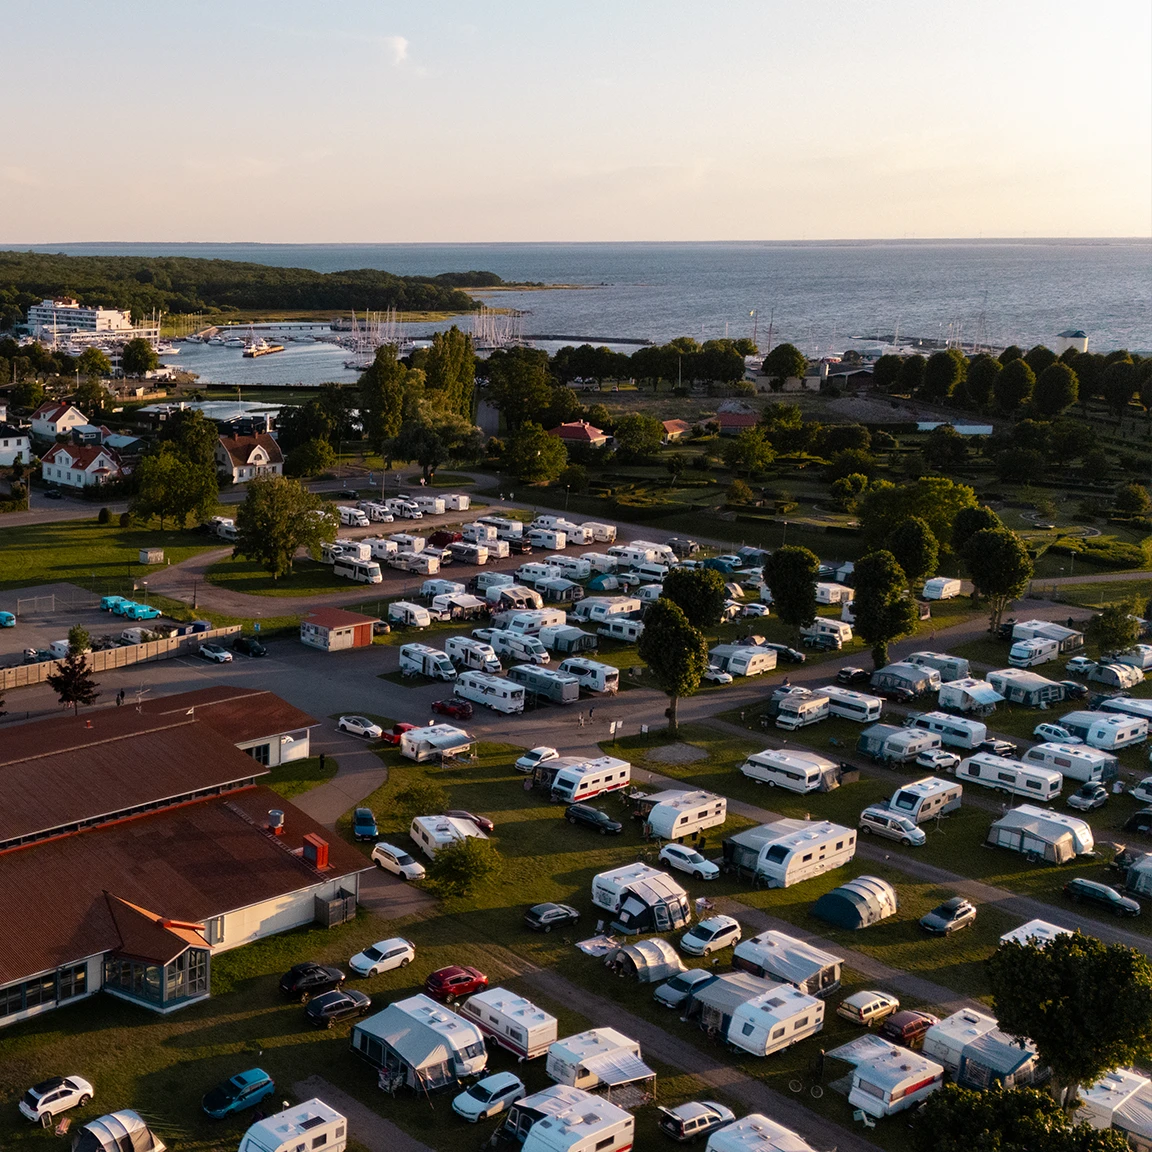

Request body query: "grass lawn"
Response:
[206, 556, 352, 598]
[1054, 579, 1152, 611]
[263, 755, 338, 800]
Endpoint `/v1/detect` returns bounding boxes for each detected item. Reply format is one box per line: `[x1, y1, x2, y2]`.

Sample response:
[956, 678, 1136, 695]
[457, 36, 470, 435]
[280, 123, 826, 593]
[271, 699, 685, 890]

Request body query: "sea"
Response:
[12, 240, 1151, 385]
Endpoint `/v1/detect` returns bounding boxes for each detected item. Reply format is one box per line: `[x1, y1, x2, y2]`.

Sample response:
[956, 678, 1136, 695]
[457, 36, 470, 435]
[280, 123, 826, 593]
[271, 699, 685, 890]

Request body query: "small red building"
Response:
[547, 420, 609, 447]
[300, 608, 380, 652]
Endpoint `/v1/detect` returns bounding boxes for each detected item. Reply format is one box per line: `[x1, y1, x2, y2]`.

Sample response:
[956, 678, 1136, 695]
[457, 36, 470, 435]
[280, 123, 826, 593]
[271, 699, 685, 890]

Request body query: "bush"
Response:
[727, 478, 755, 504]
[425, 837, 502, 900]
[97, 506, 111, 524]
[1051, 536, 1147, 568]
[119, 511, 132, 528]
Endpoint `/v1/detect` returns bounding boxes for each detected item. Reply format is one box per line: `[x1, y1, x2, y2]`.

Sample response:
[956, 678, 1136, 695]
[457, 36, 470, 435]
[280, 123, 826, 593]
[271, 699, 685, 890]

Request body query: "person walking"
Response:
[578, 711, 585, 728]
[589, 706, 596, 722]
[319, 752, 327, 773]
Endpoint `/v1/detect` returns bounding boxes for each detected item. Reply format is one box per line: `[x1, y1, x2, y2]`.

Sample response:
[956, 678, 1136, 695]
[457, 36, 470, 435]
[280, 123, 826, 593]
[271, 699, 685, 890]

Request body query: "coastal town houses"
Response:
[715, 402, 760, 436]
[547, 420, 610, 448]
[215, 432, 284, 483]
[0, 422, 31, 466]
[41, 442, 125, 488]
[30, 400, 89, 441]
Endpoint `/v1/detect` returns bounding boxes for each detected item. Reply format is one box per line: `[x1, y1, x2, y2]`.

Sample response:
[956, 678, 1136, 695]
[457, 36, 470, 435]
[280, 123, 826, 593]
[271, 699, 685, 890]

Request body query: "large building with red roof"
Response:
[547, 420, 609, 447]
[41, 442, 124, 488]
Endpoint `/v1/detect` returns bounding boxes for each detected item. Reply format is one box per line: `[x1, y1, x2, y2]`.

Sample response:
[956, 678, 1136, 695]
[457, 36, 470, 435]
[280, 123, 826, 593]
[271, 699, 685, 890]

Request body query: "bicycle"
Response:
[787, 1077, 824, 1099]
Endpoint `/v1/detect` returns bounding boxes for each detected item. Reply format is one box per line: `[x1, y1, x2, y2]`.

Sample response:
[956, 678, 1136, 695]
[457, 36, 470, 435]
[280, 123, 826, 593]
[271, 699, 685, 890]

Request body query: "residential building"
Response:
[27, 298, 134, 339]
[547, 420, 609, 448]
[300, 608, 380, 652]
[30, 401, 89, 440]
[715, 404, 760, 436]
[661, 419, 691, 443]
[41, 443, 124, 488]
[0, 423, 31, 467]
[1055, 329, 1089, 354]
[215, 433, 284, 482]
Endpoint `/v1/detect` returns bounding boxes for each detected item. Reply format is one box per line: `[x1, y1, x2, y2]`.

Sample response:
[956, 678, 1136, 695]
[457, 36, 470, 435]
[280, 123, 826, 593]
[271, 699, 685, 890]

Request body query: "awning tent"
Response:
[608, 938, 685, 984]
[812, 876, 898, 930]
[581, 1050, 655, 1087]
[72, 1111, 167, 1152]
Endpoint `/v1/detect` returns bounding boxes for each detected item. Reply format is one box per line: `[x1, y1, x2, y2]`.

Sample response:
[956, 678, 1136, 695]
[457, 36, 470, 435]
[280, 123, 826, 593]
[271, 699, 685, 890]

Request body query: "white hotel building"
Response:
[27, 297, 135, 340]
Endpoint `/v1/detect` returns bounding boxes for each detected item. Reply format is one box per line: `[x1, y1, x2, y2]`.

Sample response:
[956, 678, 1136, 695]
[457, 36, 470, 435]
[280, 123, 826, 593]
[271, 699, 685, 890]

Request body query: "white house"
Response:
[41, 443, 124, 488]
[0, 423, 31, 466]
[215, 433, 284, 482]
[30, 401, 89, 440]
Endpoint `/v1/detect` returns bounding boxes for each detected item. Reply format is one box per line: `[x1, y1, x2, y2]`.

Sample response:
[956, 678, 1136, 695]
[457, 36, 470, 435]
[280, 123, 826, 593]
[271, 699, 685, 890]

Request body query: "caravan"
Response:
[740, 748, 838, 792]
[478, 515, 525, 540]
[423, 578, 467, 599]
[240, 1100, 346, 1152]
[581, 521, 617, 543]
[445, 635, 502, 673]
[463, 522, 498, 544]
[503, 608, 568, 636]
[722, 820, 856, 888]
[727, 982, 825, 1057]
[800, 618, 854, 647]
[400, 725, 473, 763]
[504, 1087, 633, 1152]
[958, 753, 1062, 801]
[551, 756, 632, 803]
[507, 664, 581, 705]
[856, 724, 942, 764]
[557, 657, 618, 693]
[819, 685, 884, 723]
[363, 536, 398, 561]
[413, 495, 446, 515]
[888, 777, 963, 823]
[708, 644, 778, 677]
[632, 789, 727, 840]
[547, 555, 592, 580]
[539, 626, 599, 655]
[904, 711, 988, 749]
[444, 493, 471, 511]
[546, 1029, 651, 1091]
[388, 601, 432, 628]
[569, 596, 641, 624]
[1059, 711, 1149, 751]
[775, 692, 831, 730]
[906, 651, 971, 683]
[455, 671, 526, 714]
[410, 815, 489, 859]
[460, 988, 558, 1060]
[1022, 742, 1118, 783]
[732, 930, 843, 998]
[333, 556, 382, 584]
[986, 804, 1093, 863]
[529, 528, 567, 550]
[389, 532, 425, 553]
[580, 552, 618, 574]
[922, 577, 962, 600]
[598, 617, 644, 643]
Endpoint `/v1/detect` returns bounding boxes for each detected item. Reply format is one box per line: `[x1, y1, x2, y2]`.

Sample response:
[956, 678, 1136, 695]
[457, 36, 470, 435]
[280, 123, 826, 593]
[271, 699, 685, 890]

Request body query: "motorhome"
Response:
[539, 625, 599, 655]
[1088, 662, 1145, 690]
[389, 532, 425, 553]
[445, 635, 502, 673]
[444, 493, 470, 511]
[449, 541, 489, 566]
[321, 539, 368, 565]
[551, 756, 632, 803]
[487, 628, 551, 665]
[906, 651, 971, 683]
[504, 608, 568, 636]
[775, 693, 831, 730]
[887, 777, 963, 823]
[338, 505, 369, 528]
[818, 685, 884, 723]
[589, 863, 691, 933]
[399, 643, 457, 680]
[986, 804, 1093, 863]
[508, 1087, 634, 1152]
[631, 562, 670, 584]
[463, 521, 498, 545]
[557, 656, 618, 693]
[905, 711, 988, 749]
[477, 515, 524, 540]
[454, 670, 526, 714]
[922, 577, 962, 600]
[239, 1100, 346, 1152]
[1098, 696, 1152, 725]
[608, 545, 658, 569]
[388, 601, 432, 628]
[732, 930, 843, 998]
[938, 678, 1004, 715]
[546, 1029, 651, 1092]
[958, 753, 1062, 802]
[399, 725, 473, 763]
[547, 555, 592, 581]
[632, 789, 727, 840]
[580, 552, 618, 573]
[529, 527, 567, 550]
[598, 617, 645, 643]
[384, 497, 422, 519]
[722, 820, 856, 889]
[1059, 710, 1149, 751]
[508, 664, 581, 704]
[708, 644, 779, 677]
[412, 495, 446, 516]
[740, 748, 838, 792]
[423, 578, 466, 599]
[1008, 637, 1060, 668]
[333, 555, 383, 584]
[363, 536, 398, 561]
[569, 596, 641, 623]
[815, 582, 854, 605]
[518, 562, 566, 586]
[856, 724, 942, 763]
[1022, 742, 1119, 783]
[800, 618, 854, 646]
[871, 661, 941, 695]
[460, 988, 558, 1061]
[635, 582, 664, 605]
[581, 521, 617, 543]
[410, 814, 489, 858]
[630, 539, 677, 565]
[847, 1042, 945, 1118]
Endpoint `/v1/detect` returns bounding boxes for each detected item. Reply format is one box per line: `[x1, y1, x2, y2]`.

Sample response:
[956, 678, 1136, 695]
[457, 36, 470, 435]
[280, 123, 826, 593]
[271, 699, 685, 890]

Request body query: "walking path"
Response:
[293, 1076, 434, 1152]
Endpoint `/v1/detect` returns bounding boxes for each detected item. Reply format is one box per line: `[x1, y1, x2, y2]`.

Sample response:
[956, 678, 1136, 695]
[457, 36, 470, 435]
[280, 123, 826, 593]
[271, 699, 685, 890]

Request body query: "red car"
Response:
[425, 965, 488, 1003]
[432, 699, 474, 721]
[429, 530, 463, 549]
[446, 809, 495, 833]
[380, 722, 418, 746]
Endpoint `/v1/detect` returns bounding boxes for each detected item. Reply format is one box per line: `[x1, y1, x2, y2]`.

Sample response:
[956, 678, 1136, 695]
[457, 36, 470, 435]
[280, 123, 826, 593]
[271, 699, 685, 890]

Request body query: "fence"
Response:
[0, 625, 241, 692]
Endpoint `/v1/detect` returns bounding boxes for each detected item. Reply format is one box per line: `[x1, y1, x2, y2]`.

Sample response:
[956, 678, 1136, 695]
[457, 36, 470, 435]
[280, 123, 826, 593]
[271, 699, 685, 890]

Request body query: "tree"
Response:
[68, 624, 91, 653]
[897, 354, 926, 394]
[999, 344, 1025, 365]
[912, 1085, 1129, 1152]
[284, 437, 337, 478]
[486, 347, 554, 431]
[131, 446, 217, 528]
[826, 448, 876, 481]
[988, 933, 1152, 1109]
[996, 447, 1047, 484]
[156, 407, 220, 471]
[425, 837, 502, 901]
[764, 546, 820, 636]
[662, 566, 728, 628]
[886, 516, 939, 593]
[233, 476, 337, 579]
[1024, 344, 1059, 376]
[359, 345, 408, 446]
[858, 476, 977, 553]
[925, 424, 968, 467]
[424, 325, 476, 420]
[1033, 361, 1079, 417]
[818, 423, 871, 454]
[963, 353, 1002, 409]
[721, 427, 775, 473]
[995, 358, 1036, 412]
[558, 463, 588, 493]
[75, 347, 112, 379]
[727, 478, 754, 503]
[10, 378, 45, 411]
[395, 781, 450, 827]
[1115, 482, 1152, 515]
[951, 504, 1002, 553]
[1102, 359, 1138, 423]
[121, 337, 159, 376]
[612, 413, 664, 463]
[503, 422, 568, 484]
[73, 375, 108, 415]
[964, 527, 1033, 630]
[852, 550, 917, 667]
[391, 408, 481, 483]
[762, 343, 807, 384]
[920, 350, 963, 401]
[1086, 601, 1140, 656]
[872, 354, 903, 392]
[830, 472, 869, 512]
[636, 599, 709, 734]
[46, 634, 100, 715]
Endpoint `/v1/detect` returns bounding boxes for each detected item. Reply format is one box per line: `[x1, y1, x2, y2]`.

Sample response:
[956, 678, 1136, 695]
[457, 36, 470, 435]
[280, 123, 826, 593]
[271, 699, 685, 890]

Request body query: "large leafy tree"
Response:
[486, 347, 554, 431]
[764, 545, 820, 636]
[612, 413, 664, 463]
[897, 354, 926, 394]
[1085, 601, 1140, 656]
[762, 342, 807, 385]
[637, 598, 709, 734]
[1116, 482, 1152, 515]
[75, 347, 112, 379]
[46, 631, 100, 715]
[886, 516, 939, 594]
[502, 421, 567, 484]
[425, 325, 476, 420]
[858, 476, 977, 553]
[920, 349, 965, 401]
[721, 426, 775, 474]
[73, 375, 108, 416]
[277, 399, 336, 453]
[951, 503, 1002, 553]
[359, 344, 409, 445]
[661, 566, 728, 628]
[1102, 359, 1138, 423]
[157, 407, 220, 471]
[390, 408, 481, 483]
[989, 933, 1152, 1109]
[852, 550, 917, 667]
[121, 337, 159, 376]
[234, 476, 337, 579]
[131, 446, 217, 528]
[872, 354, 903, 392]
[962, 353, 1002, 408]
[1033, 361, 1079, 417]
[996, 358, 1036, 413]
[964, 526, 1033, 630]
[284, 438, 337, 478]
[426, 837, 502, 901]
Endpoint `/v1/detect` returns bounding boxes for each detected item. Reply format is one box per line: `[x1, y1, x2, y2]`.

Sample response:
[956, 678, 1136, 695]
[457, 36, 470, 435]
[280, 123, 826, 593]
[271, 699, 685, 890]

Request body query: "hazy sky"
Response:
[3, 0, 1149, 242]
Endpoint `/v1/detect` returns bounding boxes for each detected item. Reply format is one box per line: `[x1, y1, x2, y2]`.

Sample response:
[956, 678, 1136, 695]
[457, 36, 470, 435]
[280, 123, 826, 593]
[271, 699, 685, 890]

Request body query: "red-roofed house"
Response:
[300, 608, 381, 652]
[662, 419, 692, 443]
[41, 442, 124, 488]
[30, 401, 88, 440]
[215, 433, 284, 483]
[716, 410, 760, 436]
[547, 420, 609, 448]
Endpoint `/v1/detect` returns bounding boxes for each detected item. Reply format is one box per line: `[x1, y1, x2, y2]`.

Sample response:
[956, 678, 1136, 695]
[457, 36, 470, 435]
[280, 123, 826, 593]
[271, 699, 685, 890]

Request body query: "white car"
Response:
[19, 1076, 94, 1126]
[703, 666, 733, 685]
[915, 748, 961, 773]
[198, 643, 232, 663]
[1033, 722, 1083, 745]
[371, 841, 426, 880]
[741, 603, 770, 618]
[659, 842, 720, 880]
[515, 746, 559, 773]
[339, 715, 384, 739]
[1066, 656, 1097, 675]
[349, 937, 415, 976]
[452, 1072, 526, 1122]
[680, 915, 742, 957]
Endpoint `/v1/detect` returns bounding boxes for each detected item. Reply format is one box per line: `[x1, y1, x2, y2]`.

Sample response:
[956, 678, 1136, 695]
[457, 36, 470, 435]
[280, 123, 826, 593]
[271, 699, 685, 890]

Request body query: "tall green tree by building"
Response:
[661, 566, 728, 628]
[233, 476, 337, 579]
[886, 516, 939, 594]
[47, 630, 100, 715]
[424, 325, 476, 420]
[637, 598, 709, 734]
[852, 550, 918, 667]
[764, 546, 820, 637]
[964, 527, 1033, 630]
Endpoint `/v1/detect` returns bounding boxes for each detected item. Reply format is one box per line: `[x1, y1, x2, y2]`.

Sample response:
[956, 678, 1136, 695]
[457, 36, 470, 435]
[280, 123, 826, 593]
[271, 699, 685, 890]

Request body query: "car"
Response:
[339, 715, 383, 739]
[371, 841, 427, 879]
[425, 965, 488, 1002]
[1064, 878, 1141, 917]
[837, 990, 901, 1027]
[859, 806, 927, 846]
[201, 1069, 275, 1119]
[876, 684, 916, 704]
[446, 809, 496, 833]
[338, 487, 360, 499]
[1124, 808, 1152, 836]
[123, 603, 162, 620]
[452, 1072, 526, 1123]
[761, 642, 806, 664]
[515, 746, 559, 773]
[702, 666, 734, 685]
[19, 1076, 94, 1126]
[471, 627, 497, 643]
[44, 487, 64, 499]
[653, 969, 718, 1010]
[659, 842, 720, 880]
[349, 937, 415, 976]
[667, 537, 699, 557]
[565, 804, 623, 835]
[1067, 783, 1109, 812]
[0, 611, 15, 627]
[836, 666, 870, 686]
[278, 962, 345, 1002]
[915, 748, 961, 772]
[305, 988, 372, 1028]
[976, 738, 1018, 758]
[1034, 722, 1082, 745]
[198, 643, 233, 663]
[432, 698, 474, 720]
[803, 632, 842, 651]
[429, 530, 463, 549]
[679, 915, 742, 957]
[1060, 679, 1089, 700]
[508, 539, 533, 554]
[232, 635, 268, 657]
[352, 808, 379, 841]
[741, 603, 770, 618]
[381, 722, 418, 746]
[524, 903, 581, 932]
[1066, 656, 1098, 675]
[919, 896, 978, 935]
[657, 1101, 736, 1143]
[879, 1010, 941, 1050]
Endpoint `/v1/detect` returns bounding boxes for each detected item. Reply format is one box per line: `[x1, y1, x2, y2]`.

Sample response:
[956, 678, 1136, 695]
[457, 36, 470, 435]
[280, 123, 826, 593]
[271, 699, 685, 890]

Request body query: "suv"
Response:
[920, 896, 978, 935]
[657, 1102, 735, 1143]
[352, 808, 379, 841]
[879, 1010, 940, 1050]
[859, 806, 926, 846]
[1063, 878, 1140, 917]
[1034, 722, 1082, 745]
[976, 738, 1018, 758]
[836, 666, 870, 685]
[19, 1076, 94, 1126]
[565, 804, 622, 834]
[232, 635, 268, 657]
[761, 642, 806, 664]
[371, 842, 426, 880]
[679, 915, 741, 957]
[425, 965, 488, 1002]
[837, 990, 900, 1026]
[916, 748, 961, 772]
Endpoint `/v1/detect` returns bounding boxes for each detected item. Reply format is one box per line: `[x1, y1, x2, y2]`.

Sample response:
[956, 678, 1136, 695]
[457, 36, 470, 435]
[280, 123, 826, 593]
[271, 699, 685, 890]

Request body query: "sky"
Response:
[2, 0, 1150, 242]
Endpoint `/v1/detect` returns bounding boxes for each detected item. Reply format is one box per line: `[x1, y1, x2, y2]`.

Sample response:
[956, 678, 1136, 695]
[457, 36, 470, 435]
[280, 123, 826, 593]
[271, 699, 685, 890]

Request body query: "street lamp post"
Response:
[142, 581, 149, 605]
[565, 485, 571, 511]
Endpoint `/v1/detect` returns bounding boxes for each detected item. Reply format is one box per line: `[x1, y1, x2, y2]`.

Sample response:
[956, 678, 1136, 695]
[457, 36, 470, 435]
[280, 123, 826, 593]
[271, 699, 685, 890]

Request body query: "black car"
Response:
[996, 617, 1018, 640]
[976, 738, 1018, 758]
[802, 633, 841, 651]
[232, 635, 268, 657]
[565, 803, 623, 835]
[337, 488, 360, 499]
[279, 962, 345, 1002]
[877, 685, 917, 705]
[836, 666, 870, 686]
[524, 902, 581, 932]
[1063, 878, 1140, 917]
[304, 989, 372, 1028]
[761, 642, 806, 664]
[43, 488, 64, 499]
[1060, 680, 1089, 700]
[508, 539, 533, 554]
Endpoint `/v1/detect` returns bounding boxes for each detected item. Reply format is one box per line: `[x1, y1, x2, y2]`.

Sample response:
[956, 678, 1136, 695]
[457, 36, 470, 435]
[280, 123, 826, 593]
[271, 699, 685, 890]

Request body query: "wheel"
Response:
[300, 991, 311, 1003]
[326, 1018, 335, 1030]
[810, 1085, 824, 1099]
[400, 958, 410, 967]
[544, 925, 552, 933]
[599, 827, 609, 835]
[695, 870, 705, 879]
[78, 1096, 91, 1107]
[768, 780, 776, 787]
[861, 825, 872, 835]
[567, 816, 577, 824]
[901, 837, 913, 846]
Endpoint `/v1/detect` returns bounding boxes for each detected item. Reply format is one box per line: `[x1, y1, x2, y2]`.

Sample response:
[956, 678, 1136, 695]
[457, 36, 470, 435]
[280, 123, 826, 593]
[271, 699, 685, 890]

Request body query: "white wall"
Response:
[215, 874, 362, 953]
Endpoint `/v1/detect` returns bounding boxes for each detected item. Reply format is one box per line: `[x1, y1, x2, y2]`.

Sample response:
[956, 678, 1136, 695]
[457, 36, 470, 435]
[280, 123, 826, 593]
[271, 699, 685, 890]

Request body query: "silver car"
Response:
[859, 806, 927, 846]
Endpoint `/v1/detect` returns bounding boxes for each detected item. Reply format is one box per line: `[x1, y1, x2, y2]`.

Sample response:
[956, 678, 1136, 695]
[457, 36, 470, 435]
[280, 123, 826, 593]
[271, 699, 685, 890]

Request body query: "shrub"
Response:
[97, 507, 111, 524]
[119, 511, 132, 528]
[727, 479, 755, 504]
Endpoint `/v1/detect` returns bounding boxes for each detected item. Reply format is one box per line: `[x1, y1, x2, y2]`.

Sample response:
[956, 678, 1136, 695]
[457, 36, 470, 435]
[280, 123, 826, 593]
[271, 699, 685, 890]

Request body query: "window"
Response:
[0, 983, 25, 1015]
[772, 1026, 785, 1038]
[58, 964, 87, 1000]
[794, 1016, 809, 1029]
[311, 1135, 327, 1149]
[802, 852, 813, 862]
[595, 1139, 615, 1151]
[246, 743, 271, 765]
[741, 1022, 755, 1035]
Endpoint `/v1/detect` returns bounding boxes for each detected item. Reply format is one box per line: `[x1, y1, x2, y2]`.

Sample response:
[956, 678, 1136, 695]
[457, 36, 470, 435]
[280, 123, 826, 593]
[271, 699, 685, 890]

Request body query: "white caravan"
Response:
[727, 982, 825, 1057]
[363, 536, 398, 561]
[551, 756, 632, 803]
[906, 651, 971, 683]
[409, 814, 489, 859]
[1060, 710, 1149, 750]
[638, 789, 727, 840]
[389, 532, 425, 553]
[569, 596, 641, 623]
[388, 601, 432, 628]
[922, 577, 962, 600]
[487, 629, 551, 665]
[598, 618, 645, 643]
[732, 930, 843, 998]
[546, 1028, 650, 1091]
[958, 753, 1062, 801]
[240, 1100, 346, 1152]
[454, 671, 526, 714]
[460, 988, 558, 1060]
[1022, 743, 1119, 783]
[513, 1087, 634, 1152]
[740, 748, 838, 793]
[818, 685, 883, 723]
[905, 711, 988, 749]
[728, 820, 856, 888]
[887, 777, 963, 823]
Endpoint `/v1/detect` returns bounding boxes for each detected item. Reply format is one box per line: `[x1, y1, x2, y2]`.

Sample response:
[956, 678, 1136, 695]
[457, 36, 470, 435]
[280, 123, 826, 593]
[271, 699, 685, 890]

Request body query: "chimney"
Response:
[302, 833, 329, 869]
[85, 719, 93, 729]
[267, 809, 285, 836]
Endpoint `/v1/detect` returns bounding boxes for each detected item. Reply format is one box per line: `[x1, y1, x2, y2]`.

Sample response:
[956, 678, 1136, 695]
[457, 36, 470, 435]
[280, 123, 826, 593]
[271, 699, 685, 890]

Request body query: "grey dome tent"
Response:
[72, 1111, 167, 1152]
[812, 875, 898, 930]
[605, 938, 685, 984]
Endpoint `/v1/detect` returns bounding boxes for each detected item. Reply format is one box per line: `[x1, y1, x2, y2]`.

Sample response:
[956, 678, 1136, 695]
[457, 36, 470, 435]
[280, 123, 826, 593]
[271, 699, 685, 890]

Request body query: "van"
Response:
[906, 651, 971, 684]
[413, 495, 446, 515]
[454, 671, 526, 714]
[548, 555, 592, 581]
[1009, 638, 1060, 668]
[904, 711, 988, 749]
[363, 536, 398, 561]
[1058, 710, 1148, 751]
[333, 556, 383, 584]
[740, 748, 837, 792]
[487, 629, 550, 665]
[550, 756, 632, 803]
[399, 643, 457, 680]
[958, 753, 1062, 802]
[338, 505, 370, 528]
[388, 601, 432, 628]
[580, 552, 618, 574]
[819, 685, 884, 723]
[445, 635, 502, 673]
[776, 693, 831, 730]
[887, 777, 963, 823]
[449, 541, 489, 566]
[529, 528, 567, 550]
[598, 618, 644, 643]
[359, 500, 393, 523]
[632, 562, 670, 583]
[1022, 742, 1118, 783]
[558, 657, 619, 694]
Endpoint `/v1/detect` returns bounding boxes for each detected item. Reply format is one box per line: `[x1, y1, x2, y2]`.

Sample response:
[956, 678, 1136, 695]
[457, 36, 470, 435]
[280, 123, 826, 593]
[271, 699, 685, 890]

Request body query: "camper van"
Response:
[726, 982, 826, 1057]
[477, 515, 524, 540]
[732, 930, 843, 998]
[384, 497, 421, 519]
[723, 820, 856, 889]
[357, 501, 392, 522]
[958, 753, 1062, 801]
[388, 601, 432, 628]
[708, 644, 779, 677]
[569, 596, 641, 624]
[819, 685, 884, 723]
[338, 505, 369, 528]
[905, 711, 988, 749]
[580, 552, 618, 574]
[389, 532, 425, 553]
[240, 1100, 346, 1152]
[412, 495, 446, 516]
[333, 555, 383, 584]
[460, 988, 558, 1061]
[775, 693, 832, 730]
[396, 551, 440, 575]
[922, 577, 963, 600]
[1009, 638, 1060, 668]
[740, 748, 838, 792]
[551, 756, 632, 803]
[410, 814, 489, 858]
[321, 539, 368, 565]
[1059, 710, 1149, 751]
[1022, 742, 1118, 783]
[454, 671, 526, 714]
[508, 664, 581, 705]
[449, 541, 489, 566]
[906, 651, 971, 683]
[422, 578, 466, 599]
[598, 617, 645, 643]
[634, 789, 727, 840]
[463, 521, 498, 544]
[487, 629, 551, 665]
[503, 608, 567, 636]
[529, 528, 567, 551]
[580, 521, 617, 543]
[547, 555, 592, 581]
[888, 777, 963, 823]
[399, 643, 457, 680]
[363, 536, 398, 561]
[445, 635, 502, 673]
[557, 657, 618, 693]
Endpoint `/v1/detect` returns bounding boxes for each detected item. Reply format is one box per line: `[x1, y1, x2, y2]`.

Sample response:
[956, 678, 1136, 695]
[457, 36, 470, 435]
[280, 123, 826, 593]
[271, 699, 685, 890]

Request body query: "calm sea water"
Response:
[13, 240, 1151, 384]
